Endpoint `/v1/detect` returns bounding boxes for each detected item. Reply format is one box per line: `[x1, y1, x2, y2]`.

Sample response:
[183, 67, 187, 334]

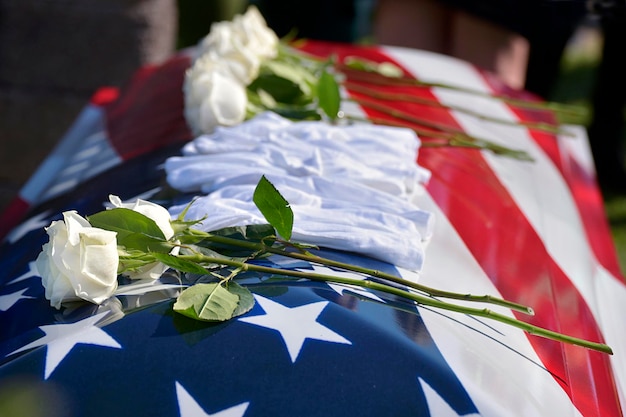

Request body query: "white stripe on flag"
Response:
[384, 45, 625, 415]
[407, 191, 584, 417]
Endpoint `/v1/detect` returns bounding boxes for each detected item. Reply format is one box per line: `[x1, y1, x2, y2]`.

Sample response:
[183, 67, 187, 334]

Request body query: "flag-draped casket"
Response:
[0, 41, 624, 417]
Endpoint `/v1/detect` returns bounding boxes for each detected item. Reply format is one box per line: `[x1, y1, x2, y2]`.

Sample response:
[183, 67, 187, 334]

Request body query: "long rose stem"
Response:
[337, 65, 585, 117]
[178, 251, 612, 355]
[188, 230, 531, 313]
[343, 99, 532, 160]
[344, 82, 568, 135]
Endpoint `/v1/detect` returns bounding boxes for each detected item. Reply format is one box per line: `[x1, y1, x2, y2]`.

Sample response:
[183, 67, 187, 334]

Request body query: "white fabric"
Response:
[165, 112, 433, 271]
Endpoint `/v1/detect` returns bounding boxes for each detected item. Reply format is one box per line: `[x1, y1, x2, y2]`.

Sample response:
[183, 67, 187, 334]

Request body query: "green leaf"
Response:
[173, 283, 241, 321]
[253, 175, 293, 241]
[89, 208, 170, 252]
[250, 60, 316, 105]
[89, 208, 165, 239]
[249, 75, 305, 105]
[247, 89, 321, 121]
[256, 88, 278, 108]
[228, 282, 255, 317]
[343, 56, 374, 72]
[269, 107, 322, 121]
[377, 62, 404, 78]
[188, 224, 276, 258]
[317, 70, 341, 120]
[343, 56, 403, 78]
[152, 253, 210, 275]
[211, 224, 276, 243]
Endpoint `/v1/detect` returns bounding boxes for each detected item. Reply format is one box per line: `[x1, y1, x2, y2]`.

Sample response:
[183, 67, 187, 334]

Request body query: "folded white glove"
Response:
[165, 112, 434, 271]
[167, 112, 430, 197]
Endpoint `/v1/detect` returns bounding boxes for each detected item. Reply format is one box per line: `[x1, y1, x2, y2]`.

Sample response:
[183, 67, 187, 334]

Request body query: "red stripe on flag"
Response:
[299, 41, 622, 417]
[422, 145, 621, 417]
[480, 72, 624, 280]
[104, 54, 194, 160]
[0, 197, 30, 242]
[90, 86, 120, 106]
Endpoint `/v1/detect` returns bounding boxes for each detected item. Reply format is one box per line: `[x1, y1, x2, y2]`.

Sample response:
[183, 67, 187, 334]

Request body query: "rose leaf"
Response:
[317, 70, 341, 120]
[253, 175, 293, 241]
[89, 208, 166, 241]
[173, 282, 244, 322]
[228, 281, 255, 317]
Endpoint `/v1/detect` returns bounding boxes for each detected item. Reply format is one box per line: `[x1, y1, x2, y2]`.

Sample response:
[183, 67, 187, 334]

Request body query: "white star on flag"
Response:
[419, 378, 481, 417]
[238, 295, 351, 362]
[8, 261, 39, 284]
[7, 210, 51, 244]
[176, 382, 249, 417]
[8, 311, 122, 379]
[0, 288, 35, 311]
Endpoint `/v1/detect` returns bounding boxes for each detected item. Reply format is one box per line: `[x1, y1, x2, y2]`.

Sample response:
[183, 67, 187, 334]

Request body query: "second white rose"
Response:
[183, 57, 249, 135]
[109, 195, 179, 280]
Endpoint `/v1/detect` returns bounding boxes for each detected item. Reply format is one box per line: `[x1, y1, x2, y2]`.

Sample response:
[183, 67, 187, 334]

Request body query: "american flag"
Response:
[0, 41, 624, 416]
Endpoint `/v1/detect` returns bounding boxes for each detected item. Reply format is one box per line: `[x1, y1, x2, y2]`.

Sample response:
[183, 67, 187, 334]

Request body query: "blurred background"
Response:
[0, 0, 623, 272]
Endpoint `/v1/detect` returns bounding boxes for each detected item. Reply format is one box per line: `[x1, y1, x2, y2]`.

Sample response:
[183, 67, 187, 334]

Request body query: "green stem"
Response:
[178, 252, 612, 354]
[189, 230, 532, 314]
[345, 114, 532, 160]
[351, 96, 468, 134]
[277, 247, 535, 313]
[344, 82, 568, 135]
[337, 65, 585, 117]
[345, 99, 532, 160]
[280, 43, 583, 120]
[345, 114, 455, 139]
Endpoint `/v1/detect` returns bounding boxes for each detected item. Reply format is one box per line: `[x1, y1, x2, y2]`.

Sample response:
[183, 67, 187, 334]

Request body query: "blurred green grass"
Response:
[550, 26, 626, 276]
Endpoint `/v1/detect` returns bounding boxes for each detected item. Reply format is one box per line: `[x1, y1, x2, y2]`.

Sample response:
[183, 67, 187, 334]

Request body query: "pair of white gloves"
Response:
[165, 112, 433, 271]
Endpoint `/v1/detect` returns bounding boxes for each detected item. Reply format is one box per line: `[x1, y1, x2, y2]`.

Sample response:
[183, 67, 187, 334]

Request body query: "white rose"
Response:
[36, 211, 119, 309]
[197, 24, 262, 85]
[109, 195, 174, 239]
[196, 5, 278, 66]
[235, 5, 279, 60]
[109, 195, 179, 280]
[183, 57, 248, 135]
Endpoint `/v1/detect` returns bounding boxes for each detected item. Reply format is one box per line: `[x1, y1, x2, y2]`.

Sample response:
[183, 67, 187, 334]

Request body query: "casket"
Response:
[1, 38, 624, 417]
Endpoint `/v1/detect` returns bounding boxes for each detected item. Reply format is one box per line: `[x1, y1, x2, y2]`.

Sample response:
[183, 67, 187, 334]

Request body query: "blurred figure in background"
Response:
[373, 0, 587, 96]
[374, 0, 626, 194]
[375, 0, 530, 89]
